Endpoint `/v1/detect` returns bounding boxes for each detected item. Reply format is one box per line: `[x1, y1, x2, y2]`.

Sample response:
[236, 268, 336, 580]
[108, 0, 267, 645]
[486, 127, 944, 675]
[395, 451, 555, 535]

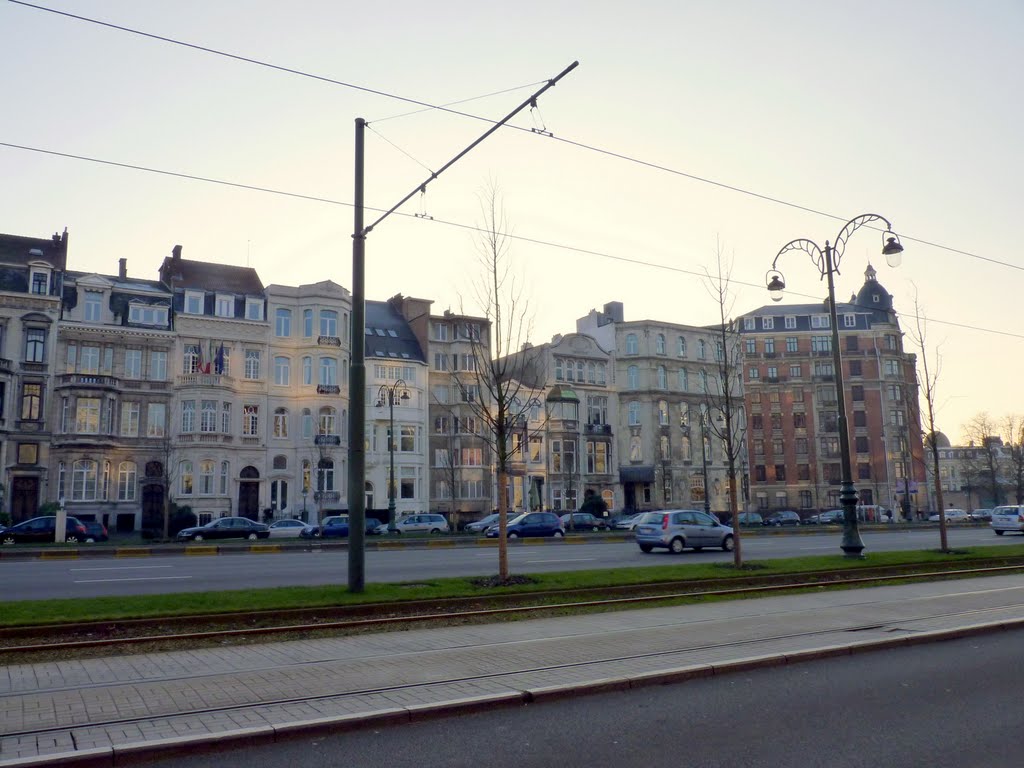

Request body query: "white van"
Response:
[990, 505, 1024, 535]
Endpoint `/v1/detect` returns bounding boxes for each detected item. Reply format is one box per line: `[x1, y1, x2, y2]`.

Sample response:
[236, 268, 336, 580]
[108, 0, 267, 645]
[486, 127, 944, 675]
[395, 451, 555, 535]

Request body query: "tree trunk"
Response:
[728, 471, 742, 566]
[497, 469, 509, 580]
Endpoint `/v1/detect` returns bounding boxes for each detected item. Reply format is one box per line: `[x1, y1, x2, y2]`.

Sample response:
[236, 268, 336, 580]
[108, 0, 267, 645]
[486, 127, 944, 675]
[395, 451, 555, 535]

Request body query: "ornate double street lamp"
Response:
[767, 214, 903, 558]
[376, 380, 409, 533]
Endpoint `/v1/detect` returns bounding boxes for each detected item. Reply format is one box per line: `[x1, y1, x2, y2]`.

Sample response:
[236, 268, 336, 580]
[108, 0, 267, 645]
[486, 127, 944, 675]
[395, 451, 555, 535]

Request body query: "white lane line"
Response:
[73, 576, 193, 583]
[919, 585, 1024, 599]
[523, 558, 596, 564]
[70, 565, 175, 571]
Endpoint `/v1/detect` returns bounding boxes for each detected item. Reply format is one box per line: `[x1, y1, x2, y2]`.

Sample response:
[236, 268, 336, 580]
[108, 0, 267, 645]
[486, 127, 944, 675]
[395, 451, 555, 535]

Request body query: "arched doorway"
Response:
[141, 461, 165, 535]
[238, 466, 260, 520]
[364, 481, 374, 513]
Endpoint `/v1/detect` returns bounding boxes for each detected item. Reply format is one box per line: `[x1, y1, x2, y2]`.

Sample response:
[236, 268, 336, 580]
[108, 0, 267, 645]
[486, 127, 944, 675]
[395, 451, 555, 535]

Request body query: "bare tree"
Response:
[1003, 415, 1024, 505]
[701, 241, 747, 567]
[962, 413, 1004, 508]
[430, 400, 463, 525]
[905, 290, 949, 551]
[456, 184, 545, 581]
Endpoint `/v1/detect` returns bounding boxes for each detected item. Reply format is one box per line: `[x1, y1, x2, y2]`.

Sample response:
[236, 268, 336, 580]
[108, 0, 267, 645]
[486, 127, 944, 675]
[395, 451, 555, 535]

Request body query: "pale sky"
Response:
[2, 0, 1021, 441]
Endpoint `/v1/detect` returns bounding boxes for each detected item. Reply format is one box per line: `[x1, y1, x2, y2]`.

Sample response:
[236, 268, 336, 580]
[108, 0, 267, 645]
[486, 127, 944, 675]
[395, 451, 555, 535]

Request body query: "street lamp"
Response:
[376, 379, 409, 533]
[767, 214, 903, 558]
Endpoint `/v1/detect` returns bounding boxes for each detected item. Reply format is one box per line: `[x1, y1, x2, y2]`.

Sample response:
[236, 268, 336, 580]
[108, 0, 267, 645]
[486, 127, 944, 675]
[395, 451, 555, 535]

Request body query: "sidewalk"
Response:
[3, 574, 1023, 767]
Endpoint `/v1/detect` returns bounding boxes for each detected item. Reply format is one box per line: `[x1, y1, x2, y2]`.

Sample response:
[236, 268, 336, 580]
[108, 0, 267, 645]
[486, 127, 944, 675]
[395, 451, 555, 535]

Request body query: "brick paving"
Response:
[3, 576, 1024, 765]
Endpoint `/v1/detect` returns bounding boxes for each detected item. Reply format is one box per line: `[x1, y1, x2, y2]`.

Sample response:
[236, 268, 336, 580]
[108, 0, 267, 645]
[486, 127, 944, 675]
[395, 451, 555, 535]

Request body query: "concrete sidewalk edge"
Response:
[2, 617, 1020, 768]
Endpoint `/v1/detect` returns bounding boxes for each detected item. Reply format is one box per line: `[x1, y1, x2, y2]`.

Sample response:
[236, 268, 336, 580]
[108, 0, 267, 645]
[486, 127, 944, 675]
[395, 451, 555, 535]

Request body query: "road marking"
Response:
[73, 576, 193, 583]
[919, 585, 1024, 599]
[523, 558, 597, 564]
[70, 565, 175, 571]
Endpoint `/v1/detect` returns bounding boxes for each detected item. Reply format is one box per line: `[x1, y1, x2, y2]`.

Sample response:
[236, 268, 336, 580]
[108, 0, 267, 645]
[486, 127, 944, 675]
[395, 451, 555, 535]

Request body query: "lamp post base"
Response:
[839, 481, 865, 558]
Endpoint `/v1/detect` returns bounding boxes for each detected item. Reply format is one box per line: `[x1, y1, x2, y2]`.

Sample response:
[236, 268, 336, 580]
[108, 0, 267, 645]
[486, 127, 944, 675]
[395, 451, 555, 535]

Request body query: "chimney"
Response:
[172, 244, 182, 262]
[118, 258, 127, 280]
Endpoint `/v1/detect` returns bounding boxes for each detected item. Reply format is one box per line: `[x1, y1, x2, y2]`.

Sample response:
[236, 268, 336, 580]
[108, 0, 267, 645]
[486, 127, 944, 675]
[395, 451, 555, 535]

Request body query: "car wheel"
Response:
[508, 532, 519, 539]
[995, 530, 1005, 536]
[669, 537, 686, 554]
[193, 534, 204, 542]
[247, 533, 258, 540]
[430, 528, 441, 534]
[639, 544, 653, 553]
[722, 534, 735, 552]
[65, 535, 80, 543]
[2, 536, 15, 545]
[591, 526, 599, 532]
[553, 530, 564, 538]
[85, 537, 96, 544]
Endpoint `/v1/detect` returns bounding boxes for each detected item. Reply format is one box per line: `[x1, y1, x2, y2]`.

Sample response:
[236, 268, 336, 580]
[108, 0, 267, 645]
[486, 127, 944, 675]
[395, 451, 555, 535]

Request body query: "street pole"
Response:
[701, 414, 711, 517]
[767, 213, 904, 559]
[376, 380, 407, 533]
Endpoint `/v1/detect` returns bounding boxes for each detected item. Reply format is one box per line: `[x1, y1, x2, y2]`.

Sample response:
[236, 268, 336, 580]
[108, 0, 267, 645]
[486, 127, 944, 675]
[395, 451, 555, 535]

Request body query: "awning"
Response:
[619, 466, 655, 483]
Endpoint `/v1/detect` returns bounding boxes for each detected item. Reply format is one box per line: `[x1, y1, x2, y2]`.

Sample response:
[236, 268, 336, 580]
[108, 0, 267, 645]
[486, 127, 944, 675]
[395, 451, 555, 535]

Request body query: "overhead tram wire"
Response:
[9, 0, 1016, 274]
[1, 140, 1020, 343]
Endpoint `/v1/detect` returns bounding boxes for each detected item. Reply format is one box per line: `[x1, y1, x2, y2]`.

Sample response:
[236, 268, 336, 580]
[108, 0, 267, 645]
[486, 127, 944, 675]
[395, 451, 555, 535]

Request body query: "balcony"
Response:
[315, 434, 341, 446]
[585, 423, 612, 435]
[317, 336, 342, 347]
[176, 373, 234, 388]
[813, 374, 835, 383]
[57, 373, 121, 389]
[317, 384, 341, 395]
[314, 490, 341, 504]
[0, 358, 12, 374]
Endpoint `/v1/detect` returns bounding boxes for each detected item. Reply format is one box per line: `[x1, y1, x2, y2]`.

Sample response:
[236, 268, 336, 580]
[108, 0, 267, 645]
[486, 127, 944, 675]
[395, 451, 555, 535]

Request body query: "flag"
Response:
[195, 343, 205, 374]
[215, 342, 225, 374]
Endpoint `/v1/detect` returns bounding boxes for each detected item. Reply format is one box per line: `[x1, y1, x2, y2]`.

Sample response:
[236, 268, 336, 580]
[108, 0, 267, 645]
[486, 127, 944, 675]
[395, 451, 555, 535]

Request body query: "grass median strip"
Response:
[4, 544, 1024, 628]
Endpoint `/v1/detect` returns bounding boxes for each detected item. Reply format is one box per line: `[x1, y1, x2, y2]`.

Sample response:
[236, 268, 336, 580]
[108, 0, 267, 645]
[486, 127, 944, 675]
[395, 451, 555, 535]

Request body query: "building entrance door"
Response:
[238, 466, 260, 520]
[11, 477, 39, 522]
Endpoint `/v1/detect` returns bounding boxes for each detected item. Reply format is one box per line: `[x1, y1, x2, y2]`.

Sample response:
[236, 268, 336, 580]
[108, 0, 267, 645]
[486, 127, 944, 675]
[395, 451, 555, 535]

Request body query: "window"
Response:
[811, 315, 830, 329]
[891, 409, 906, 427]
[72, 460, 98, 500]
[181, 400, 195, 433]
[887, 384, 903, 401]
[770, 413, 783, 430]
[25, 328, 45, 362]
[586, 441, 608, 473]
[628, 401, 641, 426]
[432, 322, 449, 341]
[78, 345, 100, 374]
[754, 438, 764, 455]
[274, 356, 290, 386]
[844, 313, 856, 328]
[74, 397, 100, 434]
[658, 400, 669, 426]
[317, 460, 335, 492]
[784, 316, 797, 330]
[852, 385, 864, 402]
[785, 337, 798, 353]
[299, 408, 312, 438]
[790, 364, 802, 378]
[275, 308, 292, 337]
[793, 412, 806, 429]
[743, 317, 755, 330]
[243, 404, 259, 435]
[123, 349, 142, 379]
[795, 437, 808, 454]
[302, 356, 312, 385]
[678, 368, 688, 391]
[764, 338, 775, 354]
[849, 359, 862, 376]
[200, 400, 217, 432]
[857, 462, 871, 480]
[811, 336, 831, 353]
[751, 414, 763, 430]
[814, 361, 834, 377]
[179, 461, 194, 495]
[246, 299, 263, 321]
[625, 333, 638, 355]
[853, 410, 867, 428]
[303, 309, 314, 337]
[21, 382, 42, 420]
[30, 269, 49, 295]
[245, 350, 261, 380]
[654, 365, 665, 389]
[195, 460, 214, 495]
[745, 339, 756, 355]
[320, 310, 338, 337]
[147, 403, 166, 437]
[84, 292, 102, 322]
[846, 335, 859, 352]
[117, 462, 137, 501]
[150, 351, 167, 381]
[855, 436, 870, 453]
[319, 357, 338, 386]
[587, 394, 608, 425]
[883, 359, 900, 376]
[183, 344, 200, 374]
[318, 406, 336, 435]
[697, 339, 706, 359]
[273, 407, 288, 438]
[185, 291, 203, 314]
[220, 402, 231, 434]
[401, 425, 416, 452]
[128, 304, 168, 326]
[754, 465, 767, 482]
[655, 334, 666, 355]
[767, 366, 778, 379]
[749, 367, 760, 380]
[774, 465, 786, 482]
[121, 402, 140, 436]
[677, 336, 687, 356]
[216, 294, 234, 318]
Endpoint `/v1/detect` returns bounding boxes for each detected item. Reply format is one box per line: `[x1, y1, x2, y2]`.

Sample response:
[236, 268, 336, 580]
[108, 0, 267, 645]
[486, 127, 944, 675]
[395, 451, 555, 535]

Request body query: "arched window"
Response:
[700, 369, 709, 393]
[117, 461, 137, 501]
[273, 455, 287, 471]
[320, 310, 338, 337]
[628, 401, 641, 426]
[72, 459, 98, 501]
[273, 407, 288, 438]
[302, 460, 311, 493]
[275, 308, 292, 337]
[658, 400, 669, 426]
[319, 406, 337, 435]
[680, 435, 692, 462]
[274, 356, 290, 386]
[319, 357, 338, 386]
[660, 435, 671, 460]
[678, 368, 689, 391]
[657, 365, 667, 389]
[301, 408, 313, 438]
[179, 461, 194, 495]
[625, 333, 638, 355]
[656, 334, 666, 355]
[697, 339, 706, 359]
[317, 459, 335, 491]
[199, 460, 215, 494]
[627, 365, 639, 389]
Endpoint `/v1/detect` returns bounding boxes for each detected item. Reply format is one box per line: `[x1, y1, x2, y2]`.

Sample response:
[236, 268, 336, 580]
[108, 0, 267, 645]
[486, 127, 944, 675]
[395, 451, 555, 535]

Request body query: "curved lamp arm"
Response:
[771, 238, 825, 277]
[831, 213, 896, 269]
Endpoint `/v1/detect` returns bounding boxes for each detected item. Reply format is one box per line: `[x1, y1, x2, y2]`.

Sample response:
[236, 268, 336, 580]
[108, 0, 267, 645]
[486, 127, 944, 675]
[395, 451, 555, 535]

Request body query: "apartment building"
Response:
[738, 264, 925, 514]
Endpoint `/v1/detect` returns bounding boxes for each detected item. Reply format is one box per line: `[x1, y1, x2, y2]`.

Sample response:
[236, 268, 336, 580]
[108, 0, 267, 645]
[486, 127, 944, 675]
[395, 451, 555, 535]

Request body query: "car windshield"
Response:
[507, 514, 527, 525]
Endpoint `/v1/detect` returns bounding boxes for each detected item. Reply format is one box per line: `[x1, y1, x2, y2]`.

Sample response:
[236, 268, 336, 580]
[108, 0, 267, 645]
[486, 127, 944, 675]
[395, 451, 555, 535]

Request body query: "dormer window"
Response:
[246, 298, 264, 321]
[84, 291, 102, 322]
[215, 294, 234, 318]
[185, 291, 203, 314]
[128, 304, 168, 326]
[30, 268, 49, 295]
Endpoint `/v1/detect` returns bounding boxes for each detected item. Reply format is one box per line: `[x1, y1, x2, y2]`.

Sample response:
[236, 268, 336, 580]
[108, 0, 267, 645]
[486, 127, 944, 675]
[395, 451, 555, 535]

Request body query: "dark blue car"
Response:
[486, 511, 564, 539]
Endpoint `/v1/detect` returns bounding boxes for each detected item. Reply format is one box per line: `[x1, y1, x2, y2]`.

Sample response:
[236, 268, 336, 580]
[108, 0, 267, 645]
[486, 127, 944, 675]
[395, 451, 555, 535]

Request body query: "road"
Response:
[0, 526, 1016, 601]
[137, 626, 1024, 768]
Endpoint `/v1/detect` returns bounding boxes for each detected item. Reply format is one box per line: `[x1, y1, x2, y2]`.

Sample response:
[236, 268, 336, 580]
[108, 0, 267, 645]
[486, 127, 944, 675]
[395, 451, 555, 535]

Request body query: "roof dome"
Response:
[854, 262, 893, 312]
[927, 431, 951, 449]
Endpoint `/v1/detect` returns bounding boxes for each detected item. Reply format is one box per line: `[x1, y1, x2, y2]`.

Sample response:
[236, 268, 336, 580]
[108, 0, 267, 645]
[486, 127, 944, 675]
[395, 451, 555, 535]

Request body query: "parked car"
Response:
[559, 512, 608, 531]
[377, 513, 450, 535]
[969, 508, 993, 522]
[1, 515, 89, 545]
[634, 509, 734, 554]
[990, 505, 1024, 535]
[763, 510, 801, 527]
[610, 514, 641, 530]
[82, 521, 108, 542]
[806, 509, 845, 525]
[267, 519, 308, 538]
[734, 512, 764, 527]
[175, 516, 270, 542]
[928, 509, 968, 523]
[486, 511, 564, 539]
[464, 513, 517, 533]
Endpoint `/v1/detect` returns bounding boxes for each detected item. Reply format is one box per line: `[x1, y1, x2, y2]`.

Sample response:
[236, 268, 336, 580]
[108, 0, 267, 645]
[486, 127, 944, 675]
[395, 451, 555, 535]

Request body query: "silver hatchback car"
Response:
[635, 509, 735, 554]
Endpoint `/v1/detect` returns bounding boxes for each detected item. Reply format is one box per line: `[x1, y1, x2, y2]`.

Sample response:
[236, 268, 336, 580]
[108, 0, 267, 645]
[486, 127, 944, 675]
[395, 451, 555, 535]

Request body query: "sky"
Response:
[2, 0, 1021, 442]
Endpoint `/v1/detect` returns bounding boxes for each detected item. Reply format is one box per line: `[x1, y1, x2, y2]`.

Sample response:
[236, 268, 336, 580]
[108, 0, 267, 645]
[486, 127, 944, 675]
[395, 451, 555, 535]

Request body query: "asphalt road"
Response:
[0, 526, 1017, 601]
[137, 626, 1024, 768]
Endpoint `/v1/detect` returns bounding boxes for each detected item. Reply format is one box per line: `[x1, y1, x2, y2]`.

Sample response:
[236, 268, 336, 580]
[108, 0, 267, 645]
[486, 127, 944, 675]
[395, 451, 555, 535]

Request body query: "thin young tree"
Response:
[962, 412, 1004, 508]
[905, 290, 949, 551]
[1002, 415, 1024, 505]
[455, 184, 545, 581]
[701, 241, 747, 567]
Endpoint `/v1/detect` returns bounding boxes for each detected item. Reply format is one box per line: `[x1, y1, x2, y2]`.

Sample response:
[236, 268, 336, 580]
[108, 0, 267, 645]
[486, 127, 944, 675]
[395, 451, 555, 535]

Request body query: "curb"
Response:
[3, 617, 1020, 768]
